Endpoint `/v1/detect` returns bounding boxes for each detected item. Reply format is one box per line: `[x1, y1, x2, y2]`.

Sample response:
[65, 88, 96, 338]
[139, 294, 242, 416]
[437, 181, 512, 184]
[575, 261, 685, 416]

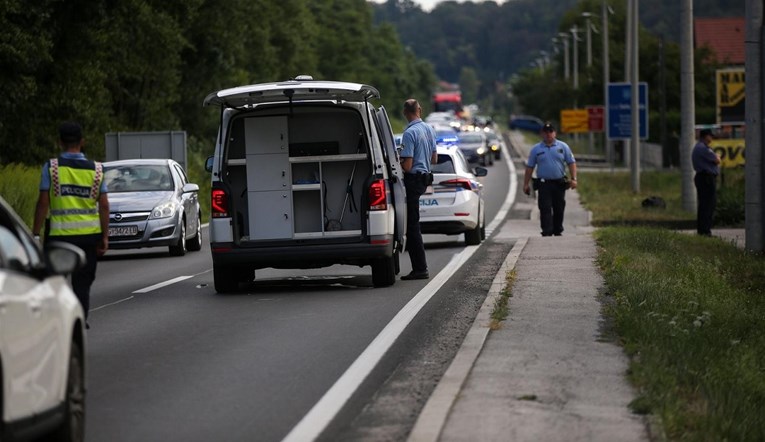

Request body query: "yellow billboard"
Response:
[710, 139, 745, 168]
[560, 109, 589, 133]
[716, 68, 745, 124]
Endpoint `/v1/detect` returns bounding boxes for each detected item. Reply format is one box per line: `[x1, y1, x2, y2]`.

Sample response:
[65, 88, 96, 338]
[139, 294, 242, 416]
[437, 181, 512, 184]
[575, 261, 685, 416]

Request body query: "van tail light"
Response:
[368, 179, 388, 211]
[439, 178, 475, 191]
[211, 188, 229, 217]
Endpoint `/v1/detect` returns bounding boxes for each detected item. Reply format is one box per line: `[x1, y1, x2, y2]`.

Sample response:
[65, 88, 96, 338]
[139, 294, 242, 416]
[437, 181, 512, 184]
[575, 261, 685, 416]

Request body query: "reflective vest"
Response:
[48, 157, 104, 237]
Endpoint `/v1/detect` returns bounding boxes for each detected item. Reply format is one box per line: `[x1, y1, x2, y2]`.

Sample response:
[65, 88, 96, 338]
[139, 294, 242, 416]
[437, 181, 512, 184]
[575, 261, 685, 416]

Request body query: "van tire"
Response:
[214, 265, 239, 293]
[372, 256, 396, 287]
[465, 224, 481, 245]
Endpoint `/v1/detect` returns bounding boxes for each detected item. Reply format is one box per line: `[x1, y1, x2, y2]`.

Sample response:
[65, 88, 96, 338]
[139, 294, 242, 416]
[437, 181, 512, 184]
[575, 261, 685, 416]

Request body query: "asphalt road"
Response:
[85, 149, 515, 442]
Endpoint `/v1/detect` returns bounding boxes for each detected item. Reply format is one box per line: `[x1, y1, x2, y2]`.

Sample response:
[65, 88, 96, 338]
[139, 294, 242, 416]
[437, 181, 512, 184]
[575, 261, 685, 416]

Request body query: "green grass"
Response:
[490, 270, 516, 330]
[578, 169, 745, 229]
[577, 170, 696, 227]
[595, 227, 765, 440]
[0, 164, 42, 227]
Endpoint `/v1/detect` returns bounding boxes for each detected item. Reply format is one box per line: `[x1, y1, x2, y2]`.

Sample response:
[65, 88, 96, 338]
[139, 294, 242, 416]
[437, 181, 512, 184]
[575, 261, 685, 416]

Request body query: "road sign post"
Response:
[607, 82, 648, 140]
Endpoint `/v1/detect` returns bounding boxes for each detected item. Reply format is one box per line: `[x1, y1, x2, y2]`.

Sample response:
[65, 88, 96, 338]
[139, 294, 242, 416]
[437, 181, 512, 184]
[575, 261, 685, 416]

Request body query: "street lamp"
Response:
[570, 25, 580, 89]
[581, 12, 595, 69]
[558, 32, 570, 81]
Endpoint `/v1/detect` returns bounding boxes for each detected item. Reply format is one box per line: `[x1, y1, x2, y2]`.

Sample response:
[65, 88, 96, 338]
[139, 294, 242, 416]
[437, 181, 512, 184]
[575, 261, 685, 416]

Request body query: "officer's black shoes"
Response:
[401, 271, 429, 280]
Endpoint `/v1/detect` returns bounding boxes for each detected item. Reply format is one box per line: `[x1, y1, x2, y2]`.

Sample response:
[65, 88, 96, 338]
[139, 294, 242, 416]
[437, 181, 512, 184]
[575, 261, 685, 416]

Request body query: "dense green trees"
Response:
[0, 0, 435, 165]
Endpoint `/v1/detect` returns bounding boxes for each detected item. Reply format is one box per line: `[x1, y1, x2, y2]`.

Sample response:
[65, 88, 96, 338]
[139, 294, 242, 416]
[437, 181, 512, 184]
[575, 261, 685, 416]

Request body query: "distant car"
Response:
[0, 195, 87, 442]
[509, 115, 544, 132]
[103, 159, 202, 256]
[419, 145, 488, 245]
[456, 131, 493, 166]
[485, 129, 505, 160]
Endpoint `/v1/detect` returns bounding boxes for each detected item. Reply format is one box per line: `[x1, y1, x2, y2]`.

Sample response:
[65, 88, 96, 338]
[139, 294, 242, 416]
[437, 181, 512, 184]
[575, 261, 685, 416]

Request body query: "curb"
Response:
[407, 237, 528, 442]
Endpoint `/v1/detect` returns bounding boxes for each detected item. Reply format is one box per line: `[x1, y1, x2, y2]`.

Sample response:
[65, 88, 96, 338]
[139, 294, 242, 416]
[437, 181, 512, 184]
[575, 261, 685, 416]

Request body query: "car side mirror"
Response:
[473, 166, 488, 177]
[46, 241, 86, 274]
[183, 183, 200, 193]
[205, 156, 214, 173]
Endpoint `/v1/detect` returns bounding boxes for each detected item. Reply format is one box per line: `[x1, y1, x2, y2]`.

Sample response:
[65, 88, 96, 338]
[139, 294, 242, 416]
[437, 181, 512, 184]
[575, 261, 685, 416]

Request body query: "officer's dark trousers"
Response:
[537, 180, 566, 236]
[694, 172, 717, 235]
[404, 173, 428, 272]
[47, 234, 99, 319]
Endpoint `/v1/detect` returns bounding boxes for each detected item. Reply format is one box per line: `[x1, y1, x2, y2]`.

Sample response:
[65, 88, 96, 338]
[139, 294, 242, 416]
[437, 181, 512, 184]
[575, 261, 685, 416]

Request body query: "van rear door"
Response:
[375, 107, 406, 252]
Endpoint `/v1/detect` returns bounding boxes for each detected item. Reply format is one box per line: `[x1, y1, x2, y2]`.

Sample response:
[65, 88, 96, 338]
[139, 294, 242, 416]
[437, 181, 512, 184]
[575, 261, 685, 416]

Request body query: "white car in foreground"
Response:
[0, 196, 87, 442]
[419, 145, 488, 245]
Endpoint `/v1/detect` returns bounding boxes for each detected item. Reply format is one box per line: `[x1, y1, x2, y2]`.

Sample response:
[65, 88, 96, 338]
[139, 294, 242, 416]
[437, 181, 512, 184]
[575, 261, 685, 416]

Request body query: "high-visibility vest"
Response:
[48, 157, 104, 237]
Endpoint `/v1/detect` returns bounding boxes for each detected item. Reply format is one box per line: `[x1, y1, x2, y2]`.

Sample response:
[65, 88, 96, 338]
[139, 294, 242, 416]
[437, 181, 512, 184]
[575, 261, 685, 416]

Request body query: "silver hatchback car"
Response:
[103, 159, 202, 256]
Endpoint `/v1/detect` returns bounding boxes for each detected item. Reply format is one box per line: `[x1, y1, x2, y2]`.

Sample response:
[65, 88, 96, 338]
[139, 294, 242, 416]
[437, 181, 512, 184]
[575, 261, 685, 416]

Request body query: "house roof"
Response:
[695, 17, 745, 65]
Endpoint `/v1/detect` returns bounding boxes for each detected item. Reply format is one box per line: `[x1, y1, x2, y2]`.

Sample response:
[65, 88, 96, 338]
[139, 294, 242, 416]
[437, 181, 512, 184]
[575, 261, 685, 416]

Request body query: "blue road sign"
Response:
[607, 82, 649, 140]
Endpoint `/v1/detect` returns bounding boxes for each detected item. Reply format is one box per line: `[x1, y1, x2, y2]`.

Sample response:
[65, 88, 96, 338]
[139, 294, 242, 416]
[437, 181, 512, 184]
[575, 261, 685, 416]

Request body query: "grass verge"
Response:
[595, 226, 765, 440]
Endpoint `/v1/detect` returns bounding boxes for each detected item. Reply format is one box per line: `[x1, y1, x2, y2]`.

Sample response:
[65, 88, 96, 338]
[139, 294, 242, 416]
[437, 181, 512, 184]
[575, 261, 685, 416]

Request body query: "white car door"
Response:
[0, 225, 61, 422]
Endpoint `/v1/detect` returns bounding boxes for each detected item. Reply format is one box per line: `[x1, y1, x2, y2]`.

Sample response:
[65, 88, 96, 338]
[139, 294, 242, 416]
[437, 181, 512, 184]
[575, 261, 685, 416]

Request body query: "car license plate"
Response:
[109, 226, 138, 237]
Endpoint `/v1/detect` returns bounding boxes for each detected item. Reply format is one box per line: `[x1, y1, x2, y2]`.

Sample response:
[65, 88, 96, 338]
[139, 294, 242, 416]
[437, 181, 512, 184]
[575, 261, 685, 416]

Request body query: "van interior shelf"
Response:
[289, 153, 367, 163]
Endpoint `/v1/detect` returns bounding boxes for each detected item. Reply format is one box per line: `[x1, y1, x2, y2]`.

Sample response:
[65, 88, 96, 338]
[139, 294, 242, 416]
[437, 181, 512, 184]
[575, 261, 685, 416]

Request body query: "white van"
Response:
[204, 76, 406, 292]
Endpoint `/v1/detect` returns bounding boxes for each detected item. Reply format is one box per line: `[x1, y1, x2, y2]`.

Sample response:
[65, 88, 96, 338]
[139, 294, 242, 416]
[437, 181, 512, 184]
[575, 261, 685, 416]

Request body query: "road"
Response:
[85, 147, 517, 442]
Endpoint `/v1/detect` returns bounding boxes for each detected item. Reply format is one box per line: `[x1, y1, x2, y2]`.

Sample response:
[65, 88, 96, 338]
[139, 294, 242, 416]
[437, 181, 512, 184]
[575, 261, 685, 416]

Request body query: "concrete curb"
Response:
[407, 237, 528, 442]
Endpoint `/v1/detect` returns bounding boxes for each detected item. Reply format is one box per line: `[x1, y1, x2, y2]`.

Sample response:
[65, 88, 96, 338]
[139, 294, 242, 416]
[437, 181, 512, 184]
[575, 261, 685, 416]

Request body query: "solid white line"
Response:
[132, 276, 194, 294]
[90, 296, 134, 312]
[282, 140, 521, 442]
[282, 246, 479, 442]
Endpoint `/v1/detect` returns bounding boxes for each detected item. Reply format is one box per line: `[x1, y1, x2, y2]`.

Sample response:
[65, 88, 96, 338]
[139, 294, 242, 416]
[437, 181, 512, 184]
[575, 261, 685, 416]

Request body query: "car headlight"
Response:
[477, 147, 488, 155]
[150, 201, 177, 219]
[491, 144, 499, 151]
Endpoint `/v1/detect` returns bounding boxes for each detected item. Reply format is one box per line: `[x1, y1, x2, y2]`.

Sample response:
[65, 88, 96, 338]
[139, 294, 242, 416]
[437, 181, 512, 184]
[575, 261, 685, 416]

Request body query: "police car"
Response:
[419, 145, 487, 245]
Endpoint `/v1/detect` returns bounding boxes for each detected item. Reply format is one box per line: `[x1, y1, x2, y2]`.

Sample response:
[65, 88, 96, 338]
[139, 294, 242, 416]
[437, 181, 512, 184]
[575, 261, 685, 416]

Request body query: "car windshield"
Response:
[432, 154, 455, 174]
[458, 133, 483, 143]
[104, 165, 173, 192]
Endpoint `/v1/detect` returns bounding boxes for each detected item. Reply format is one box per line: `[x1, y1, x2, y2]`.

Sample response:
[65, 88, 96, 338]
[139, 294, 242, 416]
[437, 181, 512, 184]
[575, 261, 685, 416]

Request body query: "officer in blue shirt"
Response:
[691, 128, 721, 236]
[400, 99, 437, 280]
[523, 122, 577, 236]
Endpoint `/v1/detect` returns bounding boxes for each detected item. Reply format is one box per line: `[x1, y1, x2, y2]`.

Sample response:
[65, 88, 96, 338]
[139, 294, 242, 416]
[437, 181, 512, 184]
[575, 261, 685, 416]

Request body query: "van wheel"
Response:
[214, 265, 239, 293]
[169, 220, 187, 256]
[465, 224, 481, 245]
[186, 213, 203, 251]
[51, 341, 85, 442]
[372, 256, 396, 287]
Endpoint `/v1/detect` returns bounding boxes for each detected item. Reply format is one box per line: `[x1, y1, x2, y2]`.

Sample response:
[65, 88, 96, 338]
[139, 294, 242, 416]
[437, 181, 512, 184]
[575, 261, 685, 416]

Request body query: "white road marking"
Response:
[91, 296, 134, 312]
[283, 150, 519, 442]
[132, 276, 194, 294]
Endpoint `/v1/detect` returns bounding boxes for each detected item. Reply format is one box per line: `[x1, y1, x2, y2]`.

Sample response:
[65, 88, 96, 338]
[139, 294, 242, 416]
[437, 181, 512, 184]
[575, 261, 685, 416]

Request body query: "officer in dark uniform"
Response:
[691, 128, 721, 236]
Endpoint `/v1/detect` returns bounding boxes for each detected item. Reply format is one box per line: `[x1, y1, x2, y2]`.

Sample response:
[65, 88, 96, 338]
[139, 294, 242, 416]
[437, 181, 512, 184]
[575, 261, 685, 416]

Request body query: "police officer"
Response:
[523, 122, 577, 236]
[33, 122, 109, 321]
[692, 128, 721, 236]
[400, 99, 437, 280]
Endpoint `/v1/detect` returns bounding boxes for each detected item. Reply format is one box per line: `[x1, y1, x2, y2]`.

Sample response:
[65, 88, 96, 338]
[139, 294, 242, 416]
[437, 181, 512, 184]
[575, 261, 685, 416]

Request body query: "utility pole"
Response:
[583, 11, 595, 153]
[630, 0, 640, 192]
[745, 0, 764, 251]
[680, 0, 696, 211]
[559, 33, 570, 81]
[571, 25, 579, 90]
[602, 0, 611, 166]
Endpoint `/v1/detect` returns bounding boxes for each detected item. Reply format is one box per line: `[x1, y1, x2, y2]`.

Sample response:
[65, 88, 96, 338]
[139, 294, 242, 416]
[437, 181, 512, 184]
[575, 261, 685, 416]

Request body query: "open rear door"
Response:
[375, 106, 406, 253]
